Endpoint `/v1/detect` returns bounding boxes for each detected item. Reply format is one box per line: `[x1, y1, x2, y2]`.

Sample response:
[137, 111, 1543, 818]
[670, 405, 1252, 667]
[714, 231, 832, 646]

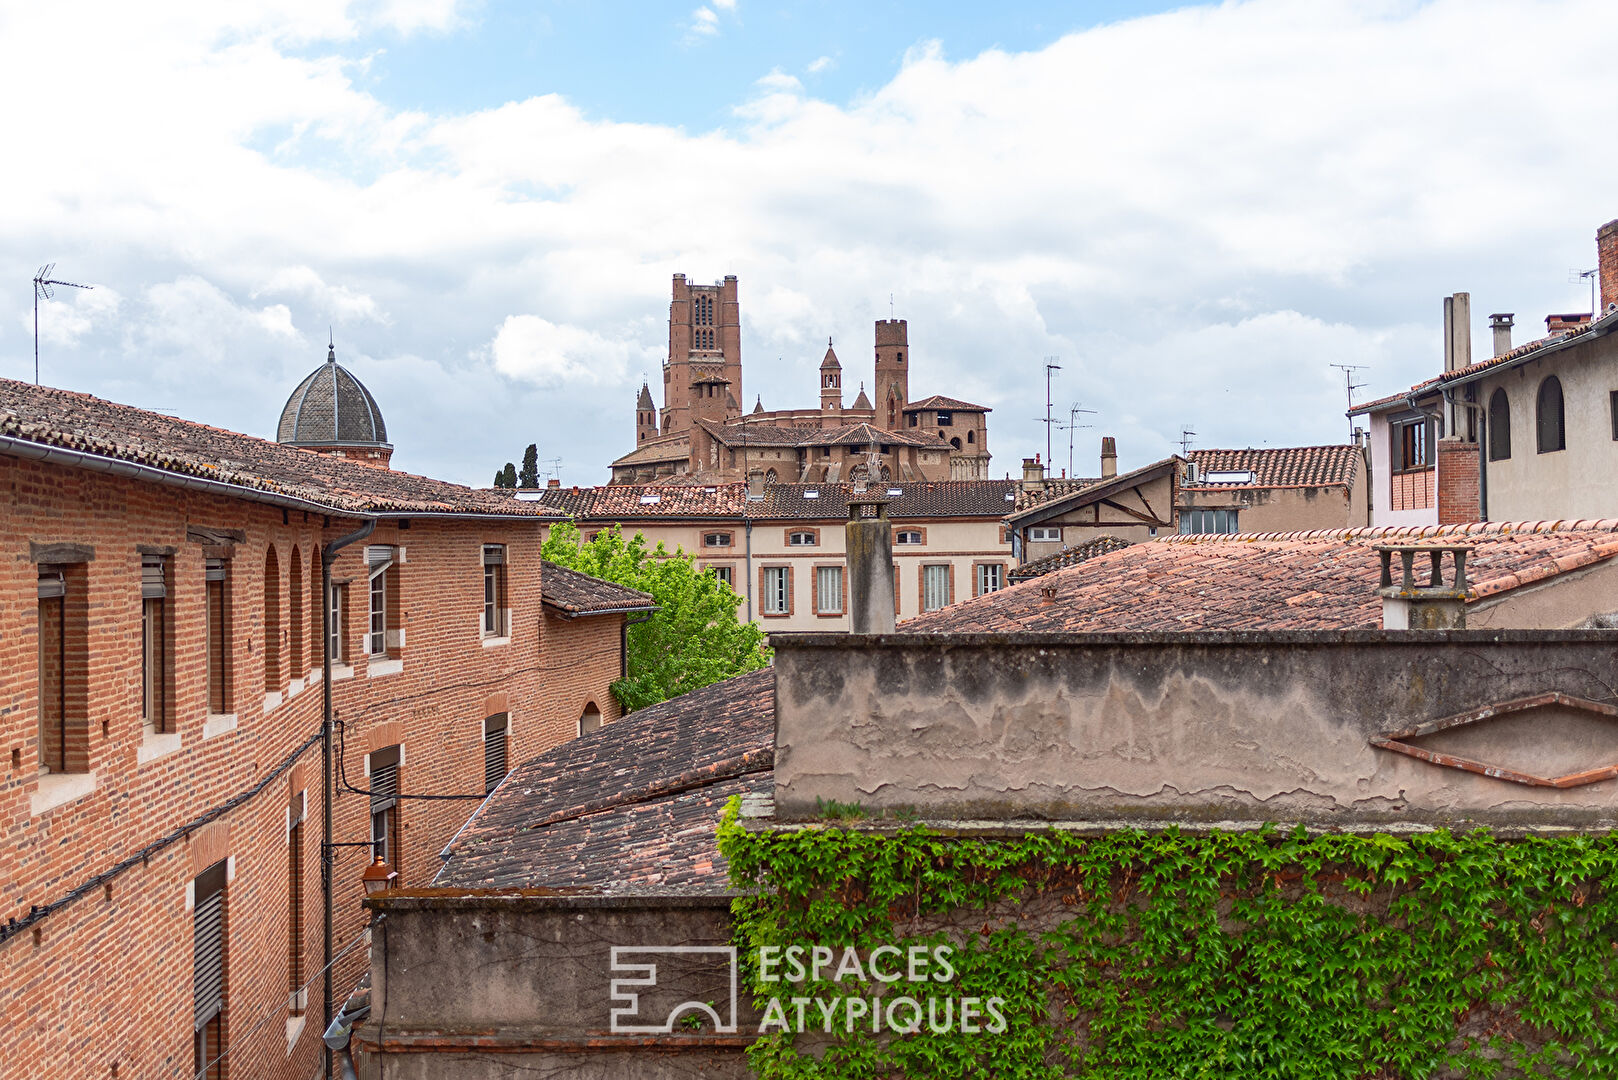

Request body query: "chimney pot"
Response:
[1443, 293, 1472, 373]
[1489, 313, 1514, 358]
[1021, 456, 1046, 490]
[1100, 436, 1117, 480]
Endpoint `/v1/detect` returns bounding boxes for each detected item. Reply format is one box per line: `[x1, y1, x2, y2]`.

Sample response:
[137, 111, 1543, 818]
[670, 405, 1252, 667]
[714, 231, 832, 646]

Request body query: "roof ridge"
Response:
[1161, 519, 1618, 544]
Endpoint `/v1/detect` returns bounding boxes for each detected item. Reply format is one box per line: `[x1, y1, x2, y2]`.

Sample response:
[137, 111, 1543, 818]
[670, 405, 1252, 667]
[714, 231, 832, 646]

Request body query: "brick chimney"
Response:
[1021, 456, 1045, 491]
[1547, 313, 1592, 336]
[1100, 437, 1117, 479]
[1489, 313, 1514, 357]
[1599, 219, 1618, 314]
[846, 493, 895, 634]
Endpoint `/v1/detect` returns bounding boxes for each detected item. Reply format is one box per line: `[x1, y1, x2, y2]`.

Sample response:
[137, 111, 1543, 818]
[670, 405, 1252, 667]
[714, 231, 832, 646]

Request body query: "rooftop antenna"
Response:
[1330, 363, 1369, 440]
[1058, 401, 1097, 478]
[1178, 426, 1197, 457]
[538, 456, 564, 484]
[32, 264, 93, 385]
[1038, 358, 1062, 465]
[1571, 268, 1598, 315]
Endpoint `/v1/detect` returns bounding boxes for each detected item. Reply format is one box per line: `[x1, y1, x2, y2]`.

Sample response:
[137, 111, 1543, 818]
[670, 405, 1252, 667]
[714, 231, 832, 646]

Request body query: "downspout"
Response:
[743, 519, 754, 623]
[321, 517, 374, 1080]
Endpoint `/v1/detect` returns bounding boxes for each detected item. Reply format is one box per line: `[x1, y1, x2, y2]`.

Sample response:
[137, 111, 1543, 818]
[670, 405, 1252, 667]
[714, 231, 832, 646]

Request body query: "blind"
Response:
[484, 714, 508, 793]
[37, 568, 64, 599]
[923, 565, 950, 612]
[193, 863, 227, 1030]
[816, 566, 843, 614]
[365, 545, 395, 579]
[204, 558, 226, 582]
[482, 544, 505, 565]
[370, 746, 399, 813]
[763, 567, 788, 614]
[141, 555, 167, 599]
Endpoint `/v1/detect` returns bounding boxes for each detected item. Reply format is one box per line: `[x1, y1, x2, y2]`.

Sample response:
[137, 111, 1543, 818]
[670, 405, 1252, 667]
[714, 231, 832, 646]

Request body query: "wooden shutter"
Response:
[370, 748, 399, 814]
[483, 715, 508, 793]
[193, 861, 227, 1030]
[141, 554, 167, 599]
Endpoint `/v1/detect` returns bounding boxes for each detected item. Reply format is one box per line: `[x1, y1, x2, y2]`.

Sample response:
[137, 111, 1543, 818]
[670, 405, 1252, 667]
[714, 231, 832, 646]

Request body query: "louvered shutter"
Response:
[484, 715, 508, 793]
[370, 745, 399, 814]
[37, 568, 64, 599]
[193, 863, 227, 1030]
[141, 555, 167, 599]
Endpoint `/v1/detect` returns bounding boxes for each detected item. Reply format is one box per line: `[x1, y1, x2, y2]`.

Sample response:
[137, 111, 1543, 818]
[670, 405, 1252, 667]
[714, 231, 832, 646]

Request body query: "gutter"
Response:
[543, 603, 659, 620]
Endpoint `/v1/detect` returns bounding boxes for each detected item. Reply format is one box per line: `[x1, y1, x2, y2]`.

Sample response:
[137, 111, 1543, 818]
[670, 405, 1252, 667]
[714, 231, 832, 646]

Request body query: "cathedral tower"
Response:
[819, 340, 843, 416]
[663, 274, 740, 435]
[873, 319, 909, 431]
[634, 382, 657, 444]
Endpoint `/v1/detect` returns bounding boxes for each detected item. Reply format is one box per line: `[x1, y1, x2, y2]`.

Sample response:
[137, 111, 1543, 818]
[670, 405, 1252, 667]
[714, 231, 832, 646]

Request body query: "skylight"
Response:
[887, 487, 903, 496]
[1204, 470, 1256, 484]
[639, 493, 661, 504]
[803, 489, 820, 498]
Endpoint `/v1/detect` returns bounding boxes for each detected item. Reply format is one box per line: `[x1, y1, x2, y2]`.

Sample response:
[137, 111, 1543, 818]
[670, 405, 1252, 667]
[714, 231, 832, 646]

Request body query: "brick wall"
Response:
[1599, 218, 1618, 315]
[0, 452, 623, 1079]
[1437, 440, 1481, 525]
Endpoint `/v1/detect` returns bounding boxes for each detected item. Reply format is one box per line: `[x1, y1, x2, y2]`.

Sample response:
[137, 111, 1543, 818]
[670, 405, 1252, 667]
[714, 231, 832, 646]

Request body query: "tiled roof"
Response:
[0, 378, 552, 517]
[1005, 457, 1181, 524]
[610, 434, 690, 466]
[903, 520, 1618, 633]
[1007, 536, 1132, 581]
[1185, 446, 1360, 490]
[540, 561, 655, 615]
[524, 480, 1021, 521]
[699, 419, 941, 450]
[1010, 477, 1103, 512]
[437, 668, 774, 894]
[1348, 377, 1441, 415]
[904, 394, 991, 412]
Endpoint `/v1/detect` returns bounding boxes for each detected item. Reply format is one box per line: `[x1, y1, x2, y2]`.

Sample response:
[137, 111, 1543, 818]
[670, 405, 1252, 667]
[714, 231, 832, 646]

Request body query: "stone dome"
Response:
[277, 346, 390, 452]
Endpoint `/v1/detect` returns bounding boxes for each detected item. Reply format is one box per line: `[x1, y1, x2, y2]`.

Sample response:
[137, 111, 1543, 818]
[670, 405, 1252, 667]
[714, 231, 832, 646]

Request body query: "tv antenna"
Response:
[1057, 401, 1097, 478]
[1570, 268, 1598, 315]
[1329, 363, 1369, 440]
[32, 264, 93, 385]
[538, 457, 564, 484]
[1178, 426, 1197, 457]
[1036, 358, 1062, 465]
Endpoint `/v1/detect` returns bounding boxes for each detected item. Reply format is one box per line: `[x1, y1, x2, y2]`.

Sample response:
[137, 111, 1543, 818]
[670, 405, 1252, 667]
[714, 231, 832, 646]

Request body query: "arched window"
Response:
[1488, 388, 1511, 461]
[263, 546, 281, 693]
[289, 547, 304, 678]
[310, 549, 322, 670]
[1537, 376, 1565, 453]
[949, 436, 962, 450]
[764, 468, 778, 486]
[579, 703, 602, 737]
[967, 429, 975, 444]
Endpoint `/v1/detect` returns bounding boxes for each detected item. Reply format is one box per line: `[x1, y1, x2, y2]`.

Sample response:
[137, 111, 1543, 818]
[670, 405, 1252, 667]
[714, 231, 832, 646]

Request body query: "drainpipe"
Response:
[320, 517, 374, 1080]
[743, 520, 754, 623]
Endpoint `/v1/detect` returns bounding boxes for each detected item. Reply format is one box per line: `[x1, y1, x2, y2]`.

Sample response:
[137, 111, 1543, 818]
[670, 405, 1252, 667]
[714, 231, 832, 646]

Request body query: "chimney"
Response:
[1489, 313, 1514, 357]
[546, 478, 561, 489]
[1100, 437, 1117, 479]
[1547, 313, 1592, 336]
[846, 493, 895, 634]
[1020, 456, 1045, 491]
[1374, 543, 1472, 629]
[746, 470, 766, 500]
[1598, 218, 1618, 314]
[1442, 292, 1472, 373]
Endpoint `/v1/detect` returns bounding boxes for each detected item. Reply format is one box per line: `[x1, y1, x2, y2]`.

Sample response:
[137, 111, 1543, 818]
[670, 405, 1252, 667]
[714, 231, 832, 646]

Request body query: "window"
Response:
[287, 790, 305, 1015]
[482, 544, 507, 637]
[483, 714, 509, 793]
[788, 531, 817, 546]
[369, 746, 400, 872]
[288, 548, 304, 680]
[761, 566, 791, 616]
[366, 546, 395, 657]
[263, 546, 280, 693]
[709, 565, 734, 588]
[193, 860, 228, 1080]
[922, 565, 952, 612]
[967, 430, 975, 444]
[205, 558, 231, 715]
[1179, 508, 1240, 534]
[1028, 526, 1061, 543]
[895, 530, 923, 545]
[1612, 391, 1618, 441]
[908, 414, 918, 427]
[141, 555, 169, 735]
[936, 411, 953, 426]
[1489, 388, 1512, 460]
[326, 583, 348, 664]
[975, 563, 1004, 596]
[1390, 415, 1433, 472]
[815, 565, 844, 615]
[1537, 376, 1565, 453]
[703, 532, 733, 548]
[579, 703, 602, 736]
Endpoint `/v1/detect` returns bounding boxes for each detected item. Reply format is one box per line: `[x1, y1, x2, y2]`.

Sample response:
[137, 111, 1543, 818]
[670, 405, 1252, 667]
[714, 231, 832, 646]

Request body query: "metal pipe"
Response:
[321, 517, 374, 1080]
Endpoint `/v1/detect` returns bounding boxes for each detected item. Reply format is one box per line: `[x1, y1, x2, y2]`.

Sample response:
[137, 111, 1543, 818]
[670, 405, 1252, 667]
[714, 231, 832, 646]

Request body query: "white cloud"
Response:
[3, 0, 1617, 485]
[485, 315, 655, 389]
[806, 55, 834, 74]
[687, 6, 720, 38]
[712, 0, 737, 10]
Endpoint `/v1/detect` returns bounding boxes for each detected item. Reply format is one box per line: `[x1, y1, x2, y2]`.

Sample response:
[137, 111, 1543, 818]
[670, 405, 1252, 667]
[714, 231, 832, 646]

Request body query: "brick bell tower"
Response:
[873, 319, 909, 431]
[663, 274, 741, 436]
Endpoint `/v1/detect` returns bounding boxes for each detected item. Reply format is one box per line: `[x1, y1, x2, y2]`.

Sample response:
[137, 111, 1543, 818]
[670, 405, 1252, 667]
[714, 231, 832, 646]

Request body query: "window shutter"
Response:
[370, 746, 399, 813]
[141, 555, 167, 599]
[484, 715, 508, 792]
[37, 568, 65, 599]
[193, 863, 227, 1030]
[204, 558, 226, 582]
[365, 545, 395, 579]
[482, 544, 505, 565]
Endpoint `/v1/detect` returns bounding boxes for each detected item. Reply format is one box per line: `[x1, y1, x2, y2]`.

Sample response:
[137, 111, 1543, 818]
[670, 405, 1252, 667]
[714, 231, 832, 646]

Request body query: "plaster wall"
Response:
[771, 632, 1618, 828]
[1179, 478, 1367, 534]
[1365, 410, 1439, 528]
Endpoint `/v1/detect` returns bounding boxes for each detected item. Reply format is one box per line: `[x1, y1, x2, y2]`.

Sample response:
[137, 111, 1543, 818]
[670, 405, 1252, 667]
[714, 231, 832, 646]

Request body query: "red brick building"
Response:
[0, 366, 649, 1079]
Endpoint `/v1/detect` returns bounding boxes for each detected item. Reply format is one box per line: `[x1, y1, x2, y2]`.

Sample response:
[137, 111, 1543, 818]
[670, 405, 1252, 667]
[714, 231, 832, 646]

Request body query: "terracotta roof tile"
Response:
[0, 378, 551, 517]
[902, 394, 992, 412]
[524, 480, 1020, 522]
[540, 562, 655, 615]
[1007, 536, 1132, 581]
[903, 520, 1618, 633]
[1186, 446, 1360, 490]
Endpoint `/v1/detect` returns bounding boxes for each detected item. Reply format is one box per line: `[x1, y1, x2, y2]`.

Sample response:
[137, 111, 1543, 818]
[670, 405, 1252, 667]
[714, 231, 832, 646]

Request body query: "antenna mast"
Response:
[1178, 426, 1197, 457]
[1038, 358, 1062, 465]
[32, 264, 93, 385]
[1329, 363, 1369, 440]
[1570, 268, 1598, 316]
[1058, 401, 1097, 477]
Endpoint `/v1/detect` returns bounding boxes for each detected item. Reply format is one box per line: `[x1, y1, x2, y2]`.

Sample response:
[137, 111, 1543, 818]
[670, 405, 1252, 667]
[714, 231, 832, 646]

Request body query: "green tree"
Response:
[542, 522, 769, 711]
[519, 444, 539, 489]
[493, 463, 517, 488]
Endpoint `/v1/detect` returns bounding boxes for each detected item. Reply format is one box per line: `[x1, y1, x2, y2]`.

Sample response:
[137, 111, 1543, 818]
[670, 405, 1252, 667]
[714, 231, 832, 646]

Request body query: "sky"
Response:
[2, 0, 1616, 487]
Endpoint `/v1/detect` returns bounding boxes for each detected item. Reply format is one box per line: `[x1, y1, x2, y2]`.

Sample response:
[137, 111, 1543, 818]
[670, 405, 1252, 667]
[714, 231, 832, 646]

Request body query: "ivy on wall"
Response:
[718, 802, 1618, 1078]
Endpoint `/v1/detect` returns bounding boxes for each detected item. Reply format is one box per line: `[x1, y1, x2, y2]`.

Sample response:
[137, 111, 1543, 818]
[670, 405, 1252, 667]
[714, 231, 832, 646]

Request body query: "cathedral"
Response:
[609, 274, 992, 484]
